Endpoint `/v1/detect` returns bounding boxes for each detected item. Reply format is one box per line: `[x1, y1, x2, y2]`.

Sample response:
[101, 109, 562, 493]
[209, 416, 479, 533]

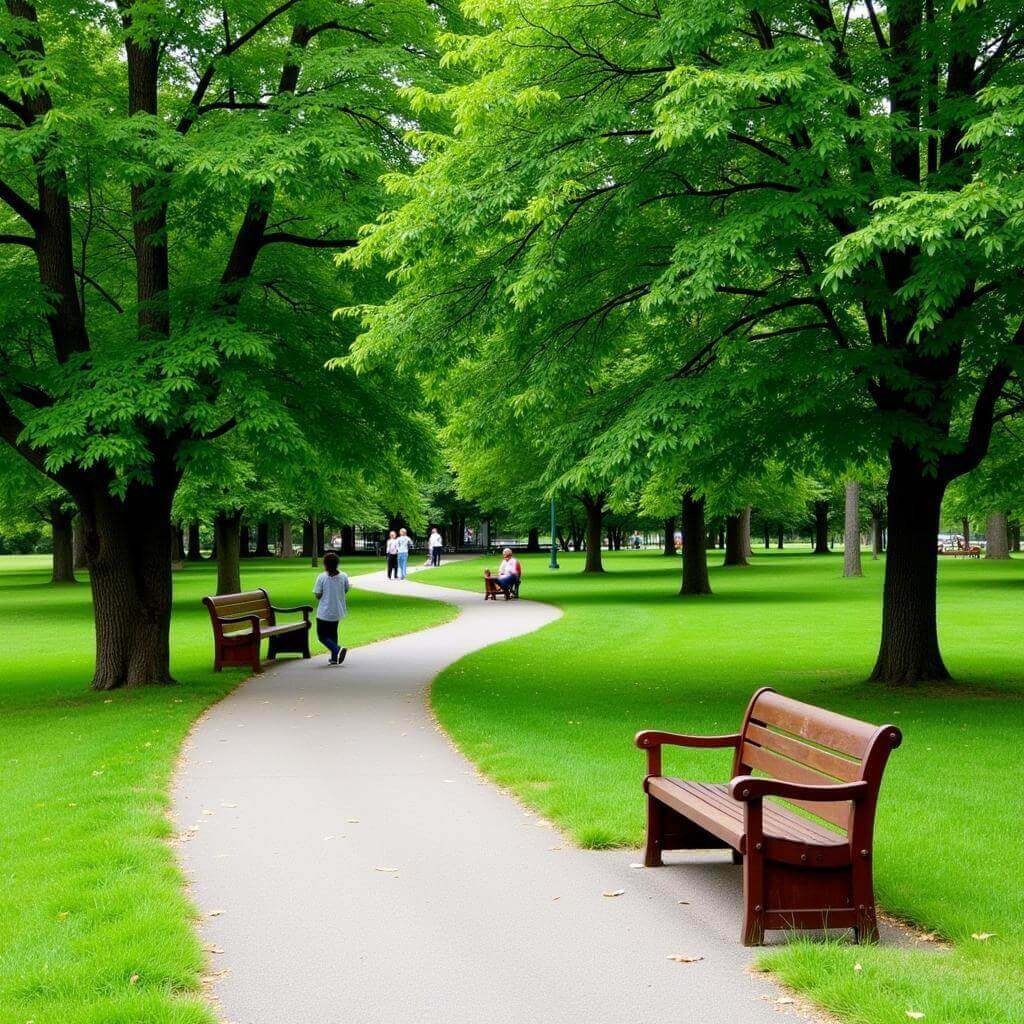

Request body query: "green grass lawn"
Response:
[0, 554, 453, 1024]
[426, 548, 1024, 1024]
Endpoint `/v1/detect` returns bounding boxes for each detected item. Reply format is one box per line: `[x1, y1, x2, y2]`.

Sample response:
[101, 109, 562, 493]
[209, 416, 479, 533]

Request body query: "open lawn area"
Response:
[426, 549, 1024, 1024]
[0, 555, 452, 1024]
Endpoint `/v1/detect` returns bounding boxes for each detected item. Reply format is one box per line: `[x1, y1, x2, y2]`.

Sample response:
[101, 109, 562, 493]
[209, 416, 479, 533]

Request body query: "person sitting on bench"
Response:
[494, 548, 522, 596]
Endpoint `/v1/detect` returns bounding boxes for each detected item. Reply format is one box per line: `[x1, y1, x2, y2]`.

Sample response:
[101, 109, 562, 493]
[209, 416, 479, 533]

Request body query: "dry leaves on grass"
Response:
[906, 1013, 925, 1020]
[971, 932, 995, 941]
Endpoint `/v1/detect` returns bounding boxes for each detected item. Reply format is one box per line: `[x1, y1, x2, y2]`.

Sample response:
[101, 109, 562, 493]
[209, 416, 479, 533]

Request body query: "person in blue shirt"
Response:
[313, 552, 350, 665]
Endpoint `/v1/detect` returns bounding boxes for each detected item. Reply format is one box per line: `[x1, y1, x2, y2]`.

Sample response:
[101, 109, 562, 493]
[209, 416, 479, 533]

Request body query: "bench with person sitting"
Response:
[203, 588, 312, 673]
[636, 687, 901, 945]
[484, 548, 522, 600]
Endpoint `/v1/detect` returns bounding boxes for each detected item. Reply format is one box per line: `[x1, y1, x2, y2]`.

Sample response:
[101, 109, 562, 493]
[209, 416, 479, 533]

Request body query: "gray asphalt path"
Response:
[172, 564, 814, 1024]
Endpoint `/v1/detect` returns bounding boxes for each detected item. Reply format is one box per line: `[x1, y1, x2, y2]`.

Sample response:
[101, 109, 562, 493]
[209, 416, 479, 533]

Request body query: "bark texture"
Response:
[870, 505, 885, 559]
[680, 492, 712, 595]
[50, 503, 76, 583]
[580, 493, 605, 573]
[215, 510, 243, 595]
[239, 522, 252, 558]
[278, 518, 293, 557]
[741, 505, 753, 557]
[526, 528, 541, 553]
[75, 475, 178, 689]
[870, 449, 949, 685]
[985, 513, 1010, 559]
[723, 513, 748, 566]
[813, 500, 830, 553]
[843, 481, 863, 578]
[663, 517, 676, 556]
[254, 520, 271, 557]
[72, 515, 88, 571]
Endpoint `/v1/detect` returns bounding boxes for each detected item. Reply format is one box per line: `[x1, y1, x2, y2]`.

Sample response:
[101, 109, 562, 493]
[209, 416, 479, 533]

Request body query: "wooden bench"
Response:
[636, 687, 901, 945]
[483, 570, 520, 600]
[203, 588, 312, 673]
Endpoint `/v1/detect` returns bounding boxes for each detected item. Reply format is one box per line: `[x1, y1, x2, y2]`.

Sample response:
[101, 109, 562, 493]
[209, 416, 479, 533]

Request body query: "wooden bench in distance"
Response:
[483, 570, 520, 600]
[636, 687, 901, 945]
[203, 588, 312, 673]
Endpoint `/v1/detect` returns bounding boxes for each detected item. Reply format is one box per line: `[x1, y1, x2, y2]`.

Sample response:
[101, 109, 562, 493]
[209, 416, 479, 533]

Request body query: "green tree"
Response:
[0, 1, 446, 687]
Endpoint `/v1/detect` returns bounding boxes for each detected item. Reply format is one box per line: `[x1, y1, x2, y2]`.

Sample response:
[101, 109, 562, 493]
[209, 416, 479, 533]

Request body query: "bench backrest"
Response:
[733, 688, 902, 833]
[203, 589, 274, 633]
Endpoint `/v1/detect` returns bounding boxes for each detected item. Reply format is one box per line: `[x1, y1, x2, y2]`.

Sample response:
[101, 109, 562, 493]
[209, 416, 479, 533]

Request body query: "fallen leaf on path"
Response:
[346, 818, 360, 823]
[677, 900, 690, 906]
[551, 896, 560, 901]
[629, 863, 644, 869]
[667, 954, 704, 963]
[204, 945, 224, 955]
[374, 866, 398, 872]
[221, 802, 237, 808]
[776, 997, 795, 1005]
[602, 890, 625, 898]
[208, 910, 224, 917]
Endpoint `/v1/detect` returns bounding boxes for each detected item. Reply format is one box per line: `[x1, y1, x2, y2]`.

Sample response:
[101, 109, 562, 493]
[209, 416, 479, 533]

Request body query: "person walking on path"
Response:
[395, 528, 412, 579]
[385, 530, 399, 580]
[428, 526, 443, 567]
[313, 552, 350, 665]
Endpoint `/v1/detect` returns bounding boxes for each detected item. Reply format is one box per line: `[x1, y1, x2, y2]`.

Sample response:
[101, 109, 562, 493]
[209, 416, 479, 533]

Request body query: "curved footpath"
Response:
[172, 564, 816, 1024]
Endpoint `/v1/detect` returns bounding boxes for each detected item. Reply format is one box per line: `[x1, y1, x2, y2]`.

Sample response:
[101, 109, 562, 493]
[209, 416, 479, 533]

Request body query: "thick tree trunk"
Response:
[581, 495, 605, 573]
[680, 492, 712, 595]
[985, 513, 1010, 559]
[215, 511, 243, 595]
[239, 522, 252, 558]
[741, 506, 753, 558]
[75, 475, 178, 689]
[254, 520, 271, 557]
[50, 504, 76, 584]
[72, 514, 88, 571]
[723, 514, 748, 566]
[871, 505, 885, 559]
[278, 518, 293, 557]
[171, 525, 185, 568]
[526, 528, 541, 553]
[717, 526, 725, 549]
[870, 451, 949, 685]
[813, 500, 830, 553]
[1011, 521, 1021, 553]
[301, 518, 314, 558]
[777, 525, 784, 549]
[961, 517, 970, 548]
[763, 524, 771, 550]
[663, 517, 676, 556]
[843, 481, 863, 578]
[186, 521, 202, 561]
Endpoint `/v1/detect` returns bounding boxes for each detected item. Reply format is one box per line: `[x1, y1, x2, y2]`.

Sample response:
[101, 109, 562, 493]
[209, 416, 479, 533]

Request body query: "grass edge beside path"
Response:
[0, 555, 455, 1024]
[422, 550, 1024, 1024]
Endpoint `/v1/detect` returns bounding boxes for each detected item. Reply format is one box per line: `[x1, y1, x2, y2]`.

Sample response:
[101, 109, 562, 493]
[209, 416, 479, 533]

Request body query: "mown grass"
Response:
[425, 548, 1024, 1024]
[0, 554, 453, 1024]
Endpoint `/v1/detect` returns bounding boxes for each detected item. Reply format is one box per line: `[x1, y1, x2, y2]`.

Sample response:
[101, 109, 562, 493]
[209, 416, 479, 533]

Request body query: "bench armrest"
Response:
[635, 730, 741, 776]
[214, 613, 261, 638]
[271, 604, 312, 620]
[729, 776, 869, 803]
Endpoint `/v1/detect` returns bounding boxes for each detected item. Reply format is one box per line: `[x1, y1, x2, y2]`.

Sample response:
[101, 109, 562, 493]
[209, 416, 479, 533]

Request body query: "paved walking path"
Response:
[172, 564, 813, 1024]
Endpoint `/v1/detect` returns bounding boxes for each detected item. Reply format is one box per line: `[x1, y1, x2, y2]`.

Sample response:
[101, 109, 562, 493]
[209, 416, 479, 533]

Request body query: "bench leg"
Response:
[731, 849, 743, 865]
[644, 795, 664, 867]
[742, 849, 766, 946]
[852, 857, 879, 943]
[301, 629, 311, 659]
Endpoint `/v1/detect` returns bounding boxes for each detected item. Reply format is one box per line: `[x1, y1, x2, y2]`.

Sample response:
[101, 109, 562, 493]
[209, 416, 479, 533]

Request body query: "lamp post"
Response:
[549, 497, 559, 569]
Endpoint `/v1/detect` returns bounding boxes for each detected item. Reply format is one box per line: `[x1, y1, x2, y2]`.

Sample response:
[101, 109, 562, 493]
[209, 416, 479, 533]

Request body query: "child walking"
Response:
[313, 551, 350, 666]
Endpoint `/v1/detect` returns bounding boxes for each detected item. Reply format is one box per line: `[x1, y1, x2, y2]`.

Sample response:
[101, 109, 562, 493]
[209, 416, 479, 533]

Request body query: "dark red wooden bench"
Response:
[203, 588, 312, 673]
[483, 570, 520, 600]
[636, 687, 901, 945]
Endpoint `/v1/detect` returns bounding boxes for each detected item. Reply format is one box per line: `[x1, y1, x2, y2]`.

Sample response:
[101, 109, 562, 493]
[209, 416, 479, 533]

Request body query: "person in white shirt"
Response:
[313, 552, 350, 665]
[494, 548, 522, 596]
[395, 527, 412, 579]
[428, 527, 443, 567]
[385, 530, 399, 579]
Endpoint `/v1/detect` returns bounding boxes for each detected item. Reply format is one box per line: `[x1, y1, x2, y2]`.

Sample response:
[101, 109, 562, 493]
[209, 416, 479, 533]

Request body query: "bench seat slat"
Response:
[740, 744, 851, 829]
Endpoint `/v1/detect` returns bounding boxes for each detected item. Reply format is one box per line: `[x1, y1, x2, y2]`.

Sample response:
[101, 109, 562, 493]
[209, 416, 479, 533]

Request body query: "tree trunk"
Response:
[1012, 521, 1021, 553]
[186, 521, 202, 561]
[985, 513, 1010, 559]
[663, 517, 676, 556]
[777, 525, 784, 549]
[278, 518, 293, 557]
[960, 517, 970, 548]
[50, 503, 76, 584]
[741, 506, 753, 557]
[763, 524, 771, 549]
[72, 515, 88, 571]
[813, 500, 830, 553]
[316, 518, 327, 554]
[75, 475, 178, 689]
[717, 526, 725, 549]
[238, 522, 252, 558]
[870, 449, 949, 685]
[254, 520, 271, 557]
[301, 518, 314, 558]
[340, 525, 357, 555]
[215, 510, 243, 595]
[526, 528, 541, 552]
[680, 492, 712, 595]
[581, 495, 605, 573]
[843, 481, 863, 578]
[171, 525, 185, 568]
[723, 514, 748, 566]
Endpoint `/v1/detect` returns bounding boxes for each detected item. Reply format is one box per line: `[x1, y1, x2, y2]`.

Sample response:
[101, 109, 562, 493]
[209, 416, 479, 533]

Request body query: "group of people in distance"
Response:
[384, 525, 444, 580]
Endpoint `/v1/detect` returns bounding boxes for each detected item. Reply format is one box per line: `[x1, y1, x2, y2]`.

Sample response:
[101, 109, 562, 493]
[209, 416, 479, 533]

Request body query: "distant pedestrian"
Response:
[385, 530, 399, 579]
[313, 551, 350, 666]
[395, 527, 412, 579]
[428, 526, 443, 567]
